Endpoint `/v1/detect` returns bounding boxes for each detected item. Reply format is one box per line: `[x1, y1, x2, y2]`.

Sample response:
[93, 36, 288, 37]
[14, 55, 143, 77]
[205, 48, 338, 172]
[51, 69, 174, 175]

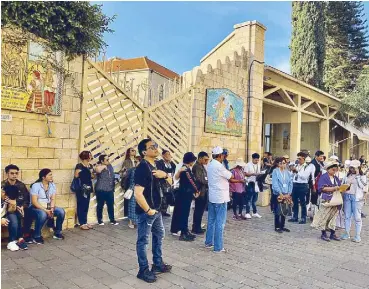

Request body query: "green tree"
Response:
[324, 1, 369, 96]
[1, 1, 115, 58]
[341, 66, 369, 127]
[290, 2, 325, 89]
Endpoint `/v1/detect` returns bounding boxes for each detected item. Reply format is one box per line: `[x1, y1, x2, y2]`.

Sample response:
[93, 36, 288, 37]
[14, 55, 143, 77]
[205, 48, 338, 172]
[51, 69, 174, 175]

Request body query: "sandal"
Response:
[80, 224, 90, 230]
[87, 224, 93, 229]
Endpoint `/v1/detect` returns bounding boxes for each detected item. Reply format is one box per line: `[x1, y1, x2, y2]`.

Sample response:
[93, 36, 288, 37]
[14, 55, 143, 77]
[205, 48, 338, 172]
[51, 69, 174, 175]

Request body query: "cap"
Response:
[222, 149, 229, 155]
[212, 146, 223, 155]
[183, 152, 197, 164]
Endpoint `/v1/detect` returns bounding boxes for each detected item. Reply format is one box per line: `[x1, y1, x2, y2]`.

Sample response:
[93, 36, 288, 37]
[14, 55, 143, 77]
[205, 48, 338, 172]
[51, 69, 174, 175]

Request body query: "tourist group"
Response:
[1, 139, 368, 284]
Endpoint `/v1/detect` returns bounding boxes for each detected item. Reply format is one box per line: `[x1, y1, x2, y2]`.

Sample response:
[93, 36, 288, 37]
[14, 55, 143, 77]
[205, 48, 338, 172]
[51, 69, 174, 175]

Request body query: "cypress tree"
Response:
[323, 1, 368, 96]
[290, 2, 325, 89]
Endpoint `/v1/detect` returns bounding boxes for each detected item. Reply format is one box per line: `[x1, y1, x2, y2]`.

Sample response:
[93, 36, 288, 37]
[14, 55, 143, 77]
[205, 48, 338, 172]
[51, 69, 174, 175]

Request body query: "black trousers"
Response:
[275, 214, 286, 229]
[171, 190, 192, 234]
[232, 192, 244, 215]
[292, 183, 309, 220]
[96, 190, 115, 223]
[192, 193, 207, 232]
[76, 193, 91, 225]
[124, 198, 129, 217]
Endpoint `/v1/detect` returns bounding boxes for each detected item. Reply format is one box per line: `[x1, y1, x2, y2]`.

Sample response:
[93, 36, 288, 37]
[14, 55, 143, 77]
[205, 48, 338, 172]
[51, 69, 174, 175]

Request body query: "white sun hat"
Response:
[350, 160, 361, 168]
[231, 158, 247, 169]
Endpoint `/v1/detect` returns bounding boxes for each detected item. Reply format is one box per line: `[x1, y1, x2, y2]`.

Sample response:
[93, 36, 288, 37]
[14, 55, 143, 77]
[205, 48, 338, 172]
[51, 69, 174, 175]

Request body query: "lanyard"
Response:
[252, 164, 259, 174]
[279, 169, 286, 184]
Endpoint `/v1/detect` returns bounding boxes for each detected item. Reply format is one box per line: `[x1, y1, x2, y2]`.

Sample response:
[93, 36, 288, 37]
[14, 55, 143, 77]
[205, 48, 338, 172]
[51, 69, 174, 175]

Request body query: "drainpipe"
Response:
[246, 59, 264, 162]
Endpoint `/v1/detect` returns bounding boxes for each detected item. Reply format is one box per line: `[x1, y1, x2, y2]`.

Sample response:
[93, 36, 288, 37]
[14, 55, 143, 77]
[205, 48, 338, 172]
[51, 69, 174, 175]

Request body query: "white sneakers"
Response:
[7, 241, 19, 252]
[252, 213, 262, 218]
[245, 213, 252, 219]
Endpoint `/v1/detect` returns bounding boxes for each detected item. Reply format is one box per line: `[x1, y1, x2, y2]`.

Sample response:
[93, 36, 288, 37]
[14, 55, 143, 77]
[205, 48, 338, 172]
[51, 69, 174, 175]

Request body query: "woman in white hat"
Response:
[311, 161, 342, 242]
[229, 159, 247, 220]
[341, 160, 367, 242]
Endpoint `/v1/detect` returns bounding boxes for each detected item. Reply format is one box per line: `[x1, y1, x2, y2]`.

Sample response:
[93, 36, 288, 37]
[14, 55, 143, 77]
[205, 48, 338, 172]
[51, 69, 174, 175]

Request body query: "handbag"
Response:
[321, 191, 343, 207]
[123, 188, 133, 200]
[70, 178, 82, 193]
[279, 202, 291, 217]
[265, 174, 272, 185]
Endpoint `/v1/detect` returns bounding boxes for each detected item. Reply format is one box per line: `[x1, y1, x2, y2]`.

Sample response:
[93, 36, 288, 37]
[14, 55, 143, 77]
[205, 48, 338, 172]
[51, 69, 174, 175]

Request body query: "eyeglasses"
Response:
[147, 143, 158, 151]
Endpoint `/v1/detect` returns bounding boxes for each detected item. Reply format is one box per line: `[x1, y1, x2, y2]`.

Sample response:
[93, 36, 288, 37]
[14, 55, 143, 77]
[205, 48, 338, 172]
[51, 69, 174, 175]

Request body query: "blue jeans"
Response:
[205, 202, 227, 252]
[30, 206, 65, 238]
[96, 191, 115, 223]
[245, 184, 259, 214]
[136, 212, 165, 271]
[343, 194, 363, 238]
[7, 212, 22, 242]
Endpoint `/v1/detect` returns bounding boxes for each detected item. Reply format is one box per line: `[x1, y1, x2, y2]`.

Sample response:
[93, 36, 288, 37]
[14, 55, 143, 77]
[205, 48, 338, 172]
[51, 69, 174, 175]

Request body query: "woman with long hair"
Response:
[311, 161, 342, 242]
[341, 160, 367, 242]
[29, 169, 65, 244]
[271, 157, 293, 233]
[121, 147, 138, 218]
[268, 158, 280, 213]
[74, 151, 95, 230]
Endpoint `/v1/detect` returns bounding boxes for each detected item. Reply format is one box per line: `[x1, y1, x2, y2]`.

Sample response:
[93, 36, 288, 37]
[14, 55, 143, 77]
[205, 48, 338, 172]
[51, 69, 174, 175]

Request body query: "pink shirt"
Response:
[229, 168, 244, 193]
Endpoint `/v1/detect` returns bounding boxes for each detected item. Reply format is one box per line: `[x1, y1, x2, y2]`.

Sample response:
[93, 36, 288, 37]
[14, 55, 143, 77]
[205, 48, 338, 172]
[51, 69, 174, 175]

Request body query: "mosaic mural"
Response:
[1, 31, 64, 115]
[205, 88, 244, 136]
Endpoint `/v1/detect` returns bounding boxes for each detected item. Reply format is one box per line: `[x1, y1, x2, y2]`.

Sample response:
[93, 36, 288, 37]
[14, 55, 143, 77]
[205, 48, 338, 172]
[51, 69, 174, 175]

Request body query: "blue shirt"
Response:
[272, 169, 293, 195]
[30, 182, 56, 204]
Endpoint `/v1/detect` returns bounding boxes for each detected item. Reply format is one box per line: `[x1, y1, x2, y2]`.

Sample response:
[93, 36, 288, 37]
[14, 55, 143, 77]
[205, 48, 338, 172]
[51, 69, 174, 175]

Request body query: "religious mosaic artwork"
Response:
[205, 88, 244, 136]
[1, 30, 64, 115]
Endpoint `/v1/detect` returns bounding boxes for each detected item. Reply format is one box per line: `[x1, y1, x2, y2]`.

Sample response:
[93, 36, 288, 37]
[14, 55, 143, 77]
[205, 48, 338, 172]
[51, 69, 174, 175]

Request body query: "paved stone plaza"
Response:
[2, 206, 369, 289]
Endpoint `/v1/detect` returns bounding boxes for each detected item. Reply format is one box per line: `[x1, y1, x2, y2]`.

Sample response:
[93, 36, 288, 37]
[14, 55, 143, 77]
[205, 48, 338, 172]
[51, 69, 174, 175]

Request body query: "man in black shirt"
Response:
[310, 150, 325, 205]
[134, 139, 173, 283]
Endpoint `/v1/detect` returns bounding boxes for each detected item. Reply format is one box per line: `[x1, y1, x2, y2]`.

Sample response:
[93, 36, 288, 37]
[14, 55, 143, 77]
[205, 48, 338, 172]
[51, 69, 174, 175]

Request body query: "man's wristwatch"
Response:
[146, 208, 151, 213]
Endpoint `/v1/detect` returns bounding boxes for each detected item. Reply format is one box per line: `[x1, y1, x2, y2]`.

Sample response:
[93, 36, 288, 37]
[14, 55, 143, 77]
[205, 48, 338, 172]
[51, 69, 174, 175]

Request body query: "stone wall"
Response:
[1, 57, 83, 230]
[183, 21, 266, 162]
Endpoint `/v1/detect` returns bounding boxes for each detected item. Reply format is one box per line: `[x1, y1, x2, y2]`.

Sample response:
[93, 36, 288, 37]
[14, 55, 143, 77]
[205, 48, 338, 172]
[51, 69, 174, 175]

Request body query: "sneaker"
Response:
[352, 236, 361, 243]
[137, 268, 157, 283]
[232, 215, 240, 221]
[252, 213, 262, 218]
[282, 228, 290, 232]
[7, 241, 19, 251]
[214, 248, 227, 253]
[16, 240, 28, 250]
[151, 263, 172, 274]
[53, 233, 65, 240]
[239, 214, 247, 220]
[111, 221, 119, 226]
[171, 231, 180, 236]
[275, 228, 283, 233]
[205, 244, 214, 249]
[341, 233, 350, 240]
[245, 213, 252, 219]
[179, 234, 195, 242]
[24, 236, 34, 244]
[98, 221, 105, 226]
[33, 237, 44, 245]
[191, 229, 205, 235]
[288, 218, 298, 223]
[187, 232, 196, 238]
[298, 219, 306, 224]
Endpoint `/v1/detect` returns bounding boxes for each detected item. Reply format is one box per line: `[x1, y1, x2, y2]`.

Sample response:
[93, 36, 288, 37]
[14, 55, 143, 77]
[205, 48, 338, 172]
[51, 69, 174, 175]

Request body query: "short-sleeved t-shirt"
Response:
[30, 182, 56, 205]
[244, 162, 261, 193]
[75, 163, 93, 186]
[134, 160, 163, 214]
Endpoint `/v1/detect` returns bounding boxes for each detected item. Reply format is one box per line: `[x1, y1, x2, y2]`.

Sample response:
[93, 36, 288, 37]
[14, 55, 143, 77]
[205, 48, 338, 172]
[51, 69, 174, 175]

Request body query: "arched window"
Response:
[159, 85, 164, 101]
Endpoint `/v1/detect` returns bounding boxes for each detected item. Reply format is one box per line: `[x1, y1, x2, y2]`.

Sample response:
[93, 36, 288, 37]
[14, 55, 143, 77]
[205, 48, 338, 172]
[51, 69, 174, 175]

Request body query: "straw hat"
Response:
[324, 161, 339, 170]
[329, 155, 339, 161]
[283, 154, 290, 159]
[230, 158, 246, 169]
[350, 160, 361, 168]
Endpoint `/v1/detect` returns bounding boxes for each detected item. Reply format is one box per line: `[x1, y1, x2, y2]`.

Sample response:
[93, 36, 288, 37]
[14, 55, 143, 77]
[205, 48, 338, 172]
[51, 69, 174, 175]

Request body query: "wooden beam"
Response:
[279, 88, 297, 107]
[263, 98, 298, 111]
[263, 86, 280, 98]
[301, 100, 314, 110]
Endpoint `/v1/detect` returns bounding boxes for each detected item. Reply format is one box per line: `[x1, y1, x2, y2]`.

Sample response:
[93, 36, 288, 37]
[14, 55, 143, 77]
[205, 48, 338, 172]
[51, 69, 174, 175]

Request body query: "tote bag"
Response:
[321, 191, 343, 207]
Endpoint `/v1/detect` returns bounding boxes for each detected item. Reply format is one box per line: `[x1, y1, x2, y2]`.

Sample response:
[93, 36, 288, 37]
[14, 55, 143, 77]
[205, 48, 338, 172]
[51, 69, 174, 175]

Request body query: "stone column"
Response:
[319, 118, 330, 156]
[290, 111, 301, 160]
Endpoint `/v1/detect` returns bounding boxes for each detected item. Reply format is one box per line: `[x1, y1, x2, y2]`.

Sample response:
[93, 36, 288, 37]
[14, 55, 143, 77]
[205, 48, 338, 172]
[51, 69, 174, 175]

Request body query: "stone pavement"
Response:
[2, 205, 369, 289]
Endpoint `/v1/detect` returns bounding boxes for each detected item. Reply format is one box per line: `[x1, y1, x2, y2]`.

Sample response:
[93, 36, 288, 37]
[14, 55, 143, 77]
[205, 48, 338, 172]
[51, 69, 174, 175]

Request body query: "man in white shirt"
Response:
[288, 152, 316, 224]
[244, 153, 263, 219]
[205, 146, 233, 253]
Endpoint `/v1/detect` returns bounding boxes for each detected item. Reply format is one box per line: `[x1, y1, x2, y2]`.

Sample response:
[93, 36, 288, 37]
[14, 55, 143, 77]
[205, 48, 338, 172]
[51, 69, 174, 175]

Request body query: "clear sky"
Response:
[99, 1, 369, 75]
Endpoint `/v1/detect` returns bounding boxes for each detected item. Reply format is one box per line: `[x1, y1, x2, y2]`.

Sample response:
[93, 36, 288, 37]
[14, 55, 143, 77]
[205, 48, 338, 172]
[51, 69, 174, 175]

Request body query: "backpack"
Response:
[313, 172, 322, 192]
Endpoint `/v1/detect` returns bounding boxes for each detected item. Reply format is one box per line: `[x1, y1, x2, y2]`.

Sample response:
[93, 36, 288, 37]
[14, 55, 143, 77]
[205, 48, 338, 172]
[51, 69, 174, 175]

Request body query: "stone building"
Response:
[2, 20, 369, 228]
